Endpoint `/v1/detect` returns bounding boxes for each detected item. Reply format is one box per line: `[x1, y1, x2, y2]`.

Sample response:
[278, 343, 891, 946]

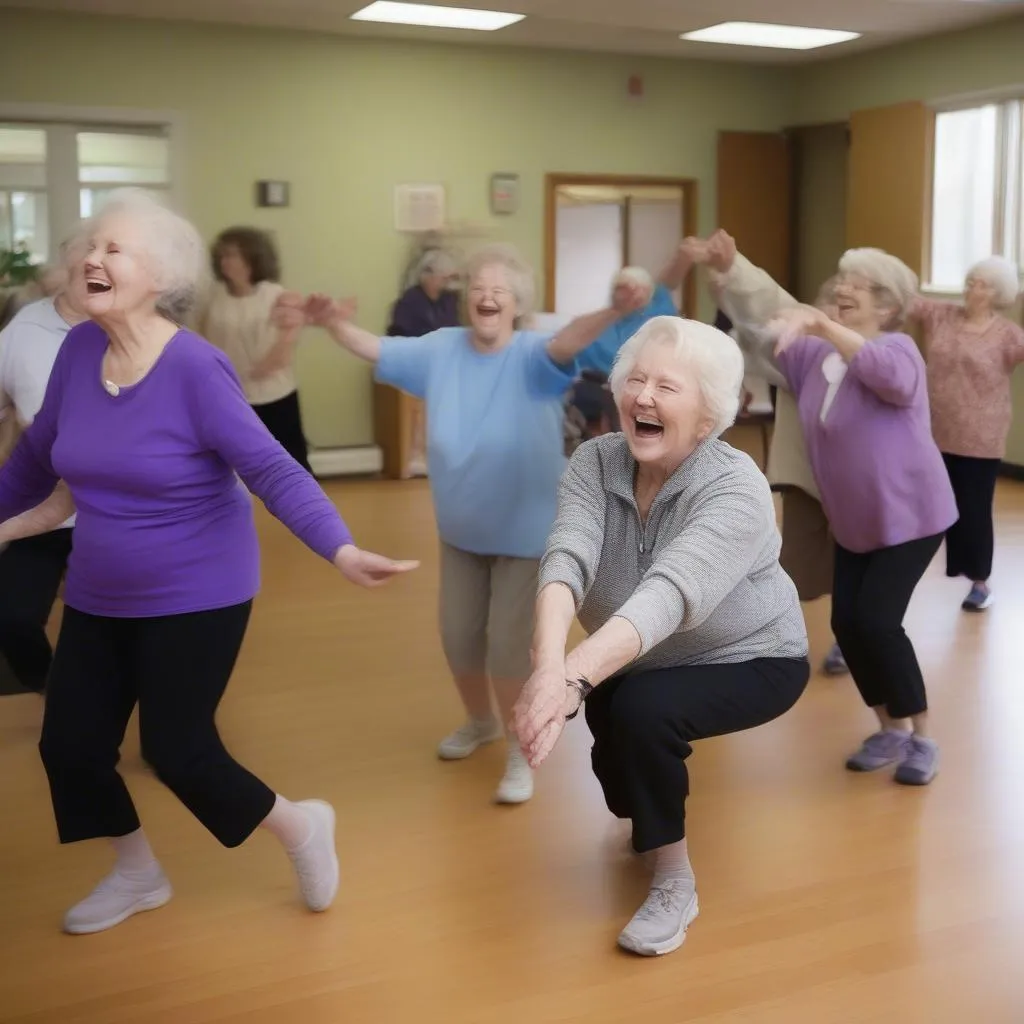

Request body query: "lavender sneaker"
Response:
[822, 644, 849, 676]
[962, 584, 992, 612]
[894, 735, 939, 786]
[845, 729, 911, 772]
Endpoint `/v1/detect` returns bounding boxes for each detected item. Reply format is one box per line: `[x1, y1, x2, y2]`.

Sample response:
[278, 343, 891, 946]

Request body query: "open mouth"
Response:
[633, 415, 664, 440]
[836, 301, 855, 314]
[475, 304, 500, 319]
[86, 280, 112, 295]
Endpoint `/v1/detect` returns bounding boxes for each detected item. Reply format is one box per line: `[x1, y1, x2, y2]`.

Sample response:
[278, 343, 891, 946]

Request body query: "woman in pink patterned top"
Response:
[911, 258, 1024, 611]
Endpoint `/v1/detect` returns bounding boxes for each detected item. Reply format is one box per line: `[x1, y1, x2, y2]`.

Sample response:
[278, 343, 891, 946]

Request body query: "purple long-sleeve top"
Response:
[386, 286, 460, 338]
[0, 322, 354, 617]
[778, 332, 957, 553]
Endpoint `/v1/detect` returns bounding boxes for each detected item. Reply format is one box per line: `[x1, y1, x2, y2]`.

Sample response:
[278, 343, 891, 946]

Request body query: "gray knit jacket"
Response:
[538, 434, 809, 672]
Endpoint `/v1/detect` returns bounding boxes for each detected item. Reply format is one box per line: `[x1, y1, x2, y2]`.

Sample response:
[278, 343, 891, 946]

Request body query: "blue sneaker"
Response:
[962, 584, 992, 612]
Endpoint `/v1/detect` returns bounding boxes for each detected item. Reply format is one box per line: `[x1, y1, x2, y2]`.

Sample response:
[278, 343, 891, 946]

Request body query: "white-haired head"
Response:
[835, 248, 918, 330]
[610, 316, 744, 443]
[612, 265, 654, 308]
[87, 188, 207, 319]
[966, 256, 1020, 309]
[416, 248, 456, 281]
[463, 244, 534, 342]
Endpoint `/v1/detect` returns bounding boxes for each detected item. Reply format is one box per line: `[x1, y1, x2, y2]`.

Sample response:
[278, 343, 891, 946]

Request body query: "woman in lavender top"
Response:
[0, 189, 417, 936]
[769, 248, 956, 787]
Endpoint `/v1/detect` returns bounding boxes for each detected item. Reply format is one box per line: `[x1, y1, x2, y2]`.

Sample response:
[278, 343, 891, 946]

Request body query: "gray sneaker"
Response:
[845, 729, 911, 772]
[894, 735, 939, 786]
[617, 881, 699, 957]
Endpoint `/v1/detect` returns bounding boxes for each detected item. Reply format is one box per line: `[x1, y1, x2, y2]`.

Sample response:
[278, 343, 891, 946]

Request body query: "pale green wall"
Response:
[792, 14, 1024, 125]
[0, 10, 795, 447]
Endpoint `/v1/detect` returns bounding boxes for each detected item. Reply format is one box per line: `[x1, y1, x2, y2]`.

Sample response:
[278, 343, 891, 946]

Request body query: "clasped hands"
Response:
[511, 662, 582, 769]
[270, 292, 358, 331]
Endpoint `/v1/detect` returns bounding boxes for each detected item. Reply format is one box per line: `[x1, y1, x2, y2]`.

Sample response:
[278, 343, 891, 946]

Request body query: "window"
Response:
[0, 120, 172, 265]
[0, 126, 48, 261]
[930, 100, 1024, 290]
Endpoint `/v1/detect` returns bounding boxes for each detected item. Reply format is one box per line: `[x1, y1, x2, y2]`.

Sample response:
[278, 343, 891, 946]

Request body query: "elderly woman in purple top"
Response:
[768, 248, 956, 787]
[0, 189, 417, 936]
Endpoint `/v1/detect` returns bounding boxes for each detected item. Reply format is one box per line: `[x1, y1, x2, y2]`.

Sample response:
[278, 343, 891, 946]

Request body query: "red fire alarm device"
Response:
[628, 74, 644, 98]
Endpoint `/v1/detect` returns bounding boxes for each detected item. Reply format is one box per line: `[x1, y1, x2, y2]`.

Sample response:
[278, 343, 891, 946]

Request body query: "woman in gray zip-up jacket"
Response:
[513, 315, 809, 959]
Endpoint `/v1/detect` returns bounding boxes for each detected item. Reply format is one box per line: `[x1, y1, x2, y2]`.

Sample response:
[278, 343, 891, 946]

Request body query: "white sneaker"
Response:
[437, 717, 502, 760]
[288, 799, 339, 913]
[494, 746, 534, 804]
[617, 880, 699, 956]
[63, 867, 172, 935]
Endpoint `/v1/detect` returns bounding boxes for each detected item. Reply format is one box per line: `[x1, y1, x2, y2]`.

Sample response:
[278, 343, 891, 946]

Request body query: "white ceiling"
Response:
[7, 0, 1024, 63]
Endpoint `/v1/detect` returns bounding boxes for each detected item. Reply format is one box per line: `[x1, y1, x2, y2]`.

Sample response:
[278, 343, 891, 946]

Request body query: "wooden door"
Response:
[846, 101, 931, 276]
[717, 132, 793, 290]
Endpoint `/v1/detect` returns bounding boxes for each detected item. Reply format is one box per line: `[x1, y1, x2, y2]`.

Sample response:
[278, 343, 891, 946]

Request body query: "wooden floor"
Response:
[2, 474, 1024, 1023]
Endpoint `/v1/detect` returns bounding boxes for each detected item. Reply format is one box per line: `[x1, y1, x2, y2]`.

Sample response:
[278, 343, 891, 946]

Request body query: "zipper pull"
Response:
[639, 538, 645, 554]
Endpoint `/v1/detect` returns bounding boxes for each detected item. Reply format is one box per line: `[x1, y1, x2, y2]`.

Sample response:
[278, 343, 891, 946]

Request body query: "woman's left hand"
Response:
[768, 304, 831, 355]
[334, 544, 420, 587]
[512, 665, 578, 768]
[271, 291, 308, 330]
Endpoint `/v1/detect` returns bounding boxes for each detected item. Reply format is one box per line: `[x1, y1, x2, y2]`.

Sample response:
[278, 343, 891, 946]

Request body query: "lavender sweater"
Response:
[778, 333, 957, 553]
[0, 322, 354, 616]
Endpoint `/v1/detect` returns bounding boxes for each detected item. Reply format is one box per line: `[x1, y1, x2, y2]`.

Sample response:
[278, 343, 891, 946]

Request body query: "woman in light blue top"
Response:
[304, 245, 645, 805]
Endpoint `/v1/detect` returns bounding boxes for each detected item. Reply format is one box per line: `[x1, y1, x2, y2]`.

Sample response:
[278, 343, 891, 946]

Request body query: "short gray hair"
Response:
[614, 266, 653, 291]
[967, 256, 1020, 308]
[416, 248, 456, 280]
[837, 248, 918, 328]
[90, 188, 207, 320]
[465, 243, 534, 319]
[609, 316, 745, 439]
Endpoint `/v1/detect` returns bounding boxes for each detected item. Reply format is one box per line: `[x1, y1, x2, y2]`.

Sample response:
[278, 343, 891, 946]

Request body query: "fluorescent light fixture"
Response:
[350, 2, 524, 31]
[681, 22, 860, 50]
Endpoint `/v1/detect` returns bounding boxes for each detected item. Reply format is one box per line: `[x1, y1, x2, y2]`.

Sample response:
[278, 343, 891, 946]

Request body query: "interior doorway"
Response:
[544, 174, 698, 317]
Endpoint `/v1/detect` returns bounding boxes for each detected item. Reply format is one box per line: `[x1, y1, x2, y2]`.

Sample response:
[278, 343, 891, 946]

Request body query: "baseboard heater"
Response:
[308, 446, 383, 478]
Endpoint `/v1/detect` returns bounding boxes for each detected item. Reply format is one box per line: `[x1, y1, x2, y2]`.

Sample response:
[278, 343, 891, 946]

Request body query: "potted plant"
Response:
[0, 243, 40, 288]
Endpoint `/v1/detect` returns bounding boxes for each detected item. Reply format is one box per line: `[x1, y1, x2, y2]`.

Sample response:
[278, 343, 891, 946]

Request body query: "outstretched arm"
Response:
[545, 278, 652, 365]
[305, 295, 382, 363]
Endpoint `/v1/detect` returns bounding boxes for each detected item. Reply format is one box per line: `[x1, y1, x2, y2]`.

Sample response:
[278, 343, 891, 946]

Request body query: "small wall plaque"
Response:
[490, 173, 520, 215]
[256, 181, 290, 208]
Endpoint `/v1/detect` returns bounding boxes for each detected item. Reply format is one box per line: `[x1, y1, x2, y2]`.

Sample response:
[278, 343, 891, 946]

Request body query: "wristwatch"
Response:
[564, 676, 594, 720]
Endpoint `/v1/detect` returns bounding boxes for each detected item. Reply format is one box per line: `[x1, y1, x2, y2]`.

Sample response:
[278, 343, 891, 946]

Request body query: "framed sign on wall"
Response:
[490, 173, 520, 215]
[394, 183, 446, 232]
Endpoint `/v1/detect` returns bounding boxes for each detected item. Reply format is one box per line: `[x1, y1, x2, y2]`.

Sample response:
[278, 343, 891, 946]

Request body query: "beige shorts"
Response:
[780, 487, 835, 602]
[439, 542, 538, 681]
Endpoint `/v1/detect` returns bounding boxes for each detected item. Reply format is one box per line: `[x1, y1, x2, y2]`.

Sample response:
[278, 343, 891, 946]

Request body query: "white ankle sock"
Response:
[261, 795, 314, 853]
[652, 838, 695, 888]
[111, 828, 159, 876]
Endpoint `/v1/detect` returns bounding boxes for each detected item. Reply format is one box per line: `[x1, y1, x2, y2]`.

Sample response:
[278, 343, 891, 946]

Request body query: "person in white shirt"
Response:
[0, 252, 87, 694]
[199, 228, 311, 472]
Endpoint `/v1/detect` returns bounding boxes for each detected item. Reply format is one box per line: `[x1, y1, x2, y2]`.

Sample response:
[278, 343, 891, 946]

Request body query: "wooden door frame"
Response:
[543, 173, 699, 316]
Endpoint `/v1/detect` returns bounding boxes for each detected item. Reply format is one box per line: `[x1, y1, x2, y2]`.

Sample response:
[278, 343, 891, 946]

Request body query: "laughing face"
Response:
[467, 264, 518, 347]
[964, 273, 998, 316]
[617, 338, 713, 469]
[832, 273, 891, 335]
[75, 212, 160, 322]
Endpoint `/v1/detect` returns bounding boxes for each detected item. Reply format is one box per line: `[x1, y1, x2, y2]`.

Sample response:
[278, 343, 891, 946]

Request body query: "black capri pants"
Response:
[584, 657, 809, 853]
[38, 602, 276, 849]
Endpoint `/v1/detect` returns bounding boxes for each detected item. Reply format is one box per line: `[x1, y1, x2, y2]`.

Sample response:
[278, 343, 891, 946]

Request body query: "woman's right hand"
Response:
[706, 229, 737, 274]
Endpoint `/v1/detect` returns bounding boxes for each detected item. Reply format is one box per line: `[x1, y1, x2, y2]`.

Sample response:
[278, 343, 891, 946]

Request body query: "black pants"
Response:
[584, 658, 809, 853]
[0, 528, 73, 693]
[38, 602, 276, 848]
[253, 390, 311, 474]
[831, 534, 941, 720]
[942, 452, 999, 582]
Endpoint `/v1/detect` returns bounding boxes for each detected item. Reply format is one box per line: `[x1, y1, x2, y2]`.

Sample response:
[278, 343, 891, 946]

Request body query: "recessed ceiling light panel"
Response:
[681, 22, 860, 50]
[351, 2, 525, 31]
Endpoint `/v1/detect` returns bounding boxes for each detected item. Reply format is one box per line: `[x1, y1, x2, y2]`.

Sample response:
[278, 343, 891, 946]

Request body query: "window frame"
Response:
[927, 91, 1024, 291]
[0, 103, 183, 260]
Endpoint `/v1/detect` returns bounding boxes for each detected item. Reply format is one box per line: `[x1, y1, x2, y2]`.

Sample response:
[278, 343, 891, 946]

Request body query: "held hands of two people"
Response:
[767, 305, 833, 356]
[269, 293, 358, 331]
